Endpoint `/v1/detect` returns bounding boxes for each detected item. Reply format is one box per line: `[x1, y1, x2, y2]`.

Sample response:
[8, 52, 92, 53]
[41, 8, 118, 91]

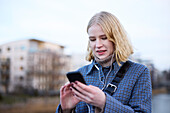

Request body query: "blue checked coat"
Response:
[56, 60, 152, 113]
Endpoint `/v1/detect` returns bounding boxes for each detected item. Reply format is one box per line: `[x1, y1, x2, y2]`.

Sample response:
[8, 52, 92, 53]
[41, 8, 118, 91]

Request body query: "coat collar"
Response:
[86, 60, 125, 75]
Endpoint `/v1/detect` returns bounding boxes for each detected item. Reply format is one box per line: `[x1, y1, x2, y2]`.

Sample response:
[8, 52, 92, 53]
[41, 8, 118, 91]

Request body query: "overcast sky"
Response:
[0, 0, 170, 71]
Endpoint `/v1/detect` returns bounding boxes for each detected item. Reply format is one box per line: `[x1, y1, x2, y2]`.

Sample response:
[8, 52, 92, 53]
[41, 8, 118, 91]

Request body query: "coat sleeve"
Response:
[56, 104, 76, 113]
[55, 104, 62, 113]
[103, 67, 152, 113]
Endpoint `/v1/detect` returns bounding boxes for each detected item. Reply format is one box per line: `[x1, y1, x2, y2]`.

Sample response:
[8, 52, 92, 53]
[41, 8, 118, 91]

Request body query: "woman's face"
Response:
[88, 24, 114, 60]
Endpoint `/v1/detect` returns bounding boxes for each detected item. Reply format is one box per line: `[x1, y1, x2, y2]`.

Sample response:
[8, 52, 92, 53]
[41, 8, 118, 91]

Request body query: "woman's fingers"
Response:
[71, 81, 106, 108]
[61, 81, 106, 109]
[74, 81, 96, 93]
[73, 82, 92, 95]
[72, 81, 97, 102]
[71, 87, 91, 103]
[60, 85, 65, 95]
[61, 83, 72, 94]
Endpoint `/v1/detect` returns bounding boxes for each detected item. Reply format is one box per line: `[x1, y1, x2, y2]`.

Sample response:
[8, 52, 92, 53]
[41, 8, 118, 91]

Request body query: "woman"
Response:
[56, 11, 152, 113]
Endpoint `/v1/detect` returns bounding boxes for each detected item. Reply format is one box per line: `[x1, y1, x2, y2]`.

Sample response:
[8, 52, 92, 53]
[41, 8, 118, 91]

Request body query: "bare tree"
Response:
[0, 58, 10, 94]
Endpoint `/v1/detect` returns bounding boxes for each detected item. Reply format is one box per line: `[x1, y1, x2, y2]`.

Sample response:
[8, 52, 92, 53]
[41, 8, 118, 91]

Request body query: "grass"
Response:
[0, 94, 60, 113]
[0, 94, 28, 104]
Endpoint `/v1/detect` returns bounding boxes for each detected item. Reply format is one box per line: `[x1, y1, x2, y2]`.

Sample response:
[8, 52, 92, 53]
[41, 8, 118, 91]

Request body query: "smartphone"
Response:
[66, 71, 86, 85]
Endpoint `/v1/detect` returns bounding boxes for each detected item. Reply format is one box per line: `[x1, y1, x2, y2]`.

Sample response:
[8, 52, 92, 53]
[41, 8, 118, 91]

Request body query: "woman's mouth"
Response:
[96, 50, 106, 55]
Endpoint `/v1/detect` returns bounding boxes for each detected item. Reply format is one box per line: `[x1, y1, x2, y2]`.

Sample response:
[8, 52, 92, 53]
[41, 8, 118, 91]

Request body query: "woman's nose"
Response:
[96, 39, 103, 48]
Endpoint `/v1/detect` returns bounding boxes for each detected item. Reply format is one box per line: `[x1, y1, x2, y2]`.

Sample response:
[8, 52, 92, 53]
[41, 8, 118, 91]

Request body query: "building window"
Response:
[7, 47, 11, 51]
[20, 46, 26, 51]
[20, 56, 24, 60]
[19, 76, 24, 81]
[20, 66, 24, 70]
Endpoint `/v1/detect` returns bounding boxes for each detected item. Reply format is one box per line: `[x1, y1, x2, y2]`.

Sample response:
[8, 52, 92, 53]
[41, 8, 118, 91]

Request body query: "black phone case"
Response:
[66, 71, 86, 84]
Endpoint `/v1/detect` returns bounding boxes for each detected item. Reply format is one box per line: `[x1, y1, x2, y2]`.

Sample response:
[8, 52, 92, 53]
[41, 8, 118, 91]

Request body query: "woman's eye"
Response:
[102, 37, 107, 40]
[89, 38, 96, 41]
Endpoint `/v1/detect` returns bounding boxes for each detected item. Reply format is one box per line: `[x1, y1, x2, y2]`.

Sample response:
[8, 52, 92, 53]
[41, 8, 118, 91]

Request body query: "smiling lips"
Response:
[96, 50, 106, 55]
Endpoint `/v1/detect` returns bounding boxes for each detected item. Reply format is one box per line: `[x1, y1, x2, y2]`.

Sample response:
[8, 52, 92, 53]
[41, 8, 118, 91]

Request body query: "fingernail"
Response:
[70, 87, 72, 90]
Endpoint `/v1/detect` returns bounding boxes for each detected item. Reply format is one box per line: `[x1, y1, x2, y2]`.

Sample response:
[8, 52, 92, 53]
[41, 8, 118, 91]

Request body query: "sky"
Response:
[0, 0, 170, 71]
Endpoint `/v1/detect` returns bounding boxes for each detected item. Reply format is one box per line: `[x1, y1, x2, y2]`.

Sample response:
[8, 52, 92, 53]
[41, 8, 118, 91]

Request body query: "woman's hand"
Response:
[60, 83, 80, 112]
[71, 81, 106, 110]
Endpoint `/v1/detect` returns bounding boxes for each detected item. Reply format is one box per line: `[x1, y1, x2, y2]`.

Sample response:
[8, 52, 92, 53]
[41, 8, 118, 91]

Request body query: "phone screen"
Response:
[66, 71, 86, 84]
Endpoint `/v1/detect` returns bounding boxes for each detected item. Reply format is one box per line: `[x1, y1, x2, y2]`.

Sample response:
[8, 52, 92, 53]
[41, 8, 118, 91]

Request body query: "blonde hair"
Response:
[86, 11, 134, 65]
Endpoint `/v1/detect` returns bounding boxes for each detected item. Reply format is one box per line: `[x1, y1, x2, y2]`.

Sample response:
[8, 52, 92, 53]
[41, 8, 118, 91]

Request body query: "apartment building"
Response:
[0, 39, 70, 93]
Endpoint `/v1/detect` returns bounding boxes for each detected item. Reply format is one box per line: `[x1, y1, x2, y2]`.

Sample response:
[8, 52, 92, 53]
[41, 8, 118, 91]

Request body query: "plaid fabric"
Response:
[56, 60, 152, 113]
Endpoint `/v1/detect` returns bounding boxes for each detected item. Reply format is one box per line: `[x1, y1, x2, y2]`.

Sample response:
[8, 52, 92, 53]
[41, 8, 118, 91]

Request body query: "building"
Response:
[0, 39, 70, 93]
[0, 58, 10, 93]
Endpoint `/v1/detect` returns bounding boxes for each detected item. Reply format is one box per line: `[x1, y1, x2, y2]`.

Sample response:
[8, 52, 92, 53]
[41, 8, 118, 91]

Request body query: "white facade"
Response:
[0, 40, 29, 92]
[0, 39, 67, 92]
